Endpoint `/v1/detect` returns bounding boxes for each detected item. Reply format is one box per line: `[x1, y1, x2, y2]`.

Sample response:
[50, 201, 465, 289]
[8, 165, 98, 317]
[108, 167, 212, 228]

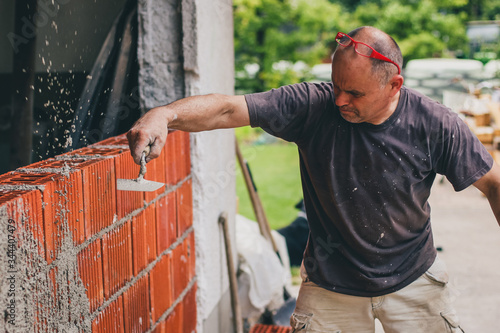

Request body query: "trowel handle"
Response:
[138, 146, 151, 180]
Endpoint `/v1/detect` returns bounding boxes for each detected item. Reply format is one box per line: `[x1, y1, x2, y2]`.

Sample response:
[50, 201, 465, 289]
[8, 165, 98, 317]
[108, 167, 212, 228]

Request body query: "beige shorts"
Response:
[291, 256, 464, 333]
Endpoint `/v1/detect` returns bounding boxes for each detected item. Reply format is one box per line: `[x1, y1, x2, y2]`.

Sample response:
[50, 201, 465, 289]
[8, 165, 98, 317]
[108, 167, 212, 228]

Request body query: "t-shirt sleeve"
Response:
[244, 82, 332, 143]
[436, 114, 494, 191]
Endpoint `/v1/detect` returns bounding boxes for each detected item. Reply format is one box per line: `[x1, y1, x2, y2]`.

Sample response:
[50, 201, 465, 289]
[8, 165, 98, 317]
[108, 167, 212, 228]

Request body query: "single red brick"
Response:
[131, 215, 144, 277]
[155, 192, 177, 255]
[172, 240, 188, 300]
[102, 221, 133, 299]
[77, 239, 104, 312]
[91, 295, 124, 333]
[149, 253, 172, 322]
[176, 131, 191, 180]
[173, 131, 185, 182]
[164, 132, 178, 186]
[131, 205, 157, 276]
[114, 151, 144, 219]
[144, 148, 167, 203]
[34, 178, 58, 263]
[183, 283, 197, 333]
[123, 274, 150, 332]
[144, 205, 158, 264]
[78, 158, 117, 238]
[176, 179, 193, 237]
[57, 171, 85, 246]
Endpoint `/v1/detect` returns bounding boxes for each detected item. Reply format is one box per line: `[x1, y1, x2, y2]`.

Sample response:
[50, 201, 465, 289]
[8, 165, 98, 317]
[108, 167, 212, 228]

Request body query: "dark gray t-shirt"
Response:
[245, 82, 493, 297]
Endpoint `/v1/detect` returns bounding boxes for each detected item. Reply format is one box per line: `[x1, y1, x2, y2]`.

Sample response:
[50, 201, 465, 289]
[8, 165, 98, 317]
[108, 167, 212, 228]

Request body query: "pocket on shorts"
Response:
[441, 310, 464, 332]
[423, 256, 449, 286]
[290, 311, 313, 332]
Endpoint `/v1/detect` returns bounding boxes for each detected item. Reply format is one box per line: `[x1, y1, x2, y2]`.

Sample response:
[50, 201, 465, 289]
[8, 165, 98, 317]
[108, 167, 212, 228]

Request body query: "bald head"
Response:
[335, 26, 403, 85]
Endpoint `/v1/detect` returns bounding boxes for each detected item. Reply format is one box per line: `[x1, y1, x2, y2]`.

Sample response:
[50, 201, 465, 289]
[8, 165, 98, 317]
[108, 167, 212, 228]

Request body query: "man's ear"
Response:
[389, 74, 404, 97]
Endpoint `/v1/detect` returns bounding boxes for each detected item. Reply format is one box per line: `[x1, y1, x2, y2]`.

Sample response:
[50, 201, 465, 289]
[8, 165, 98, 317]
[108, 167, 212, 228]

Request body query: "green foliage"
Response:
[466, 0, 500, 20]
[481, 0, 500, 20]
[234, 0, 498, 93]
[435, 0, 469, 10]
[398, 32, 447, 60]
[234, 0, 346, 93]
[353, 0, 469, 64]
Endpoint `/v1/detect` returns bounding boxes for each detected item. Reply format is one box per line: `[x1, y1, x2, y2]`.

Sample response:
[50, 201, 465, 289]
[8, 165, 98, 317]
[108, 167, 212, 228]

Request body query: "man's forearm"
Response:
[159, 94, 249, 132]
[126, 94, 249, 164]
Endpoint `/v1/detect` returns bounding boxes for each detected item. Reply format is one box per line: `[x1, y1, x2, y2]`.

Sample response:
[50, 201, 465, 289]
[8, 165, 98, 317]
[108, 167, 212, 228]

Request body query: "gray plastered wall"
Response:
[137, 0, 237, 332]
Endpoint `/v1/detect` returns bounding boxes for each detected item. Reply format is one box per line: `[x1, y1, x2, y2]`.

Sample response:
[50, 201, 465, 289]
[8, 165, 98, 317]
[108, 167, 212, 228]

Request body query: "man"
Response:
[127, 26, 500, 332]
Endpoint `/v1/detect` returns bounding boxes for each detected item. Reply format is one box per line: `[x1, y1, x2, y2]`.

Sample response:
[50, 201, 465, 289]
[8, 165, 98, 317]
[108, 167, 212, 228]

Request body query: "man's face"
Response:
[331, 50, 395, 125]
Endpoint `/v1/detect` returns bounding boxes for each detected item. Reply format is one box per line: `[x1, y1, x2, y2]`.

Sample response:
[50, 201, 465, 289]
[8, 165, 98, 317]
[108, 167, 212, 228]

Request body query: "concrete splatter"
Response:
[0, 176, 91, 332]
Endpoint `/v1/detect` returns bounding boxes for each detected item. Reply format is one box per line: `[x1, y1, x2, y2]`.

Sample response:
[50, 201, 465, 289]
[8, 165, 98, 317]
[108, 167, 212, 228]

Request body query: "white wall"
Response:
[184, 1, 237, 331]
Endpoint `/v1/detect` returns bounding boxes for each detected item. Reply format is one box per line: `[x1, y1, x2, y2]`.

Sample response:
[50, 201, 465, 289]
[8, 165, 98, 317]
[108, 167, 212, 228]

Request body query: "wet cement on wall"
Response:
[0, 170, 91, 332]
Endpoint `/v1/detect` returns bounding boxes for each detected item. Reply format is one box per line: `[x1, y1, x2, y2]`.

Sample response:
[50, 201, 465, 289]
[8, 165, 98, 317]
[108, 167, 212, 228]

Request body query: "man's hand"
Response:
[127, 107, 169, 165]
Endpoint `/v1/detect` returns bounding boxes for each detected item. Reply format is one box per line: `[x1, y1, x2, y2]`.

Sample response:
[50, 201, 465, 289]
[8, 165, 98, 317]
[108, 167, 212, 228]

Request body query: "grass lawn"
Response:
[235, 139, 303, 230]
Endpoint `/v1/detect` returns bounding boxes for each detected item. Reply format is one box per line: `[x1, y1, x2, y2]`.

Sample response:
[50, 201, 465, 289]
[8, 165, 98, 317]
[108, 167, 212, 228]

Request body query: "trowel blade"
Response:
[116, 178, 165, 192]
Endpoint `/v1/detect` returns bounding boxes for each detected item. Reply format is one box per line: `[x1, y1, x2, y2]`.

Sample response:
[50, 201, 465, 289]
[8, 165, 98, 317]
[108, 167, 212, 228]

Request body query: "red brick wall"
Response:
[0, 132, 195, 332]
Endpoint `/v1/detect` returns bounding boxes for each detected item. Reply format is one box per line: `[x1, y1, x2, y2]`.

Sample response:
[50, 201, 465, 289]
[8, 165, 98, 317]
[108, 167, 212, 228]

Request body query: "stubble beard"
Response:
[339, 106, 361, 123]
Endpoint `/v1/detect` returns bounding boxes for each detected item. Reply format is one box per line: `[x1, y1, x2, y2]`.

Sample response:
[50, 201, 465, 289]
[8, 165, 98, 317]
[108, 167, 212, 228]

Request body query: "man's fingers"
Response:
[127, 129, 151, 165]
[146, 139, 164, 163]
[127, 127, 168, 165]
[126, 107, 169, 165]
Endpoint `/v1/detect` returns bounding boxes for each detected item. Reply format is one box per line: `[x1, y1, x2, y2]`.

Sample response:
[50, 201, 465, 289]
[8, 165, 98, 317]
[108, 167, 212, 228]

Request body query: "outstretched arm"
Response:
[127, 94, 249, 164]
[474, 162, 500, 227]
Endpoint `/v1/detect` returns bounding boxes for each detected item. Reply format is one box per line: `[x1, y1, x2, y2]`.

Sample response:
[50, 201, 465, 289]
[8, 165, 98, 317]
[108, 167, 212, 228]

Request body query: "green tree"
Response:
[352, 0, 468, 64]
[234, 0, 348, 93]
[234, 0, 491, 93]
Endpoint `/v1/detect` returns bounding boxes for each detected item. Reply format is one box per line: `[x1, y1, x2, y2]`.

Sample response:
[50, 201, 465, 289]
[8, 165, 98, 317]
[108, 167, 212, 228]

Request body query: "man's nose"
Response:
[335, 91, 350, 107]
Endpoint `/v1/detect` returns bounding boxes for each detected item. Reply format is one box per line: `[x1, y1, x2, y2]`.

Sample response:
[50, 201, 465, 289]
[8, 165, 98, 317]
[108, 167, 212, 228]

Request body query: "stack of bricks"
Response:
[0, 131, 195, 332]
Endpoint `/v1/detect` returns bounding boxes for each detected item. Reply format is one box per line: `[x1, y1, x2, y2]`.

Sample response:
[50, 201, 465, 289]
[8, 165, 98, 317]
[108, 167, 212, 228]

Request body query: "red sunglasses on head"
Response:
[335, 32, 401, 75]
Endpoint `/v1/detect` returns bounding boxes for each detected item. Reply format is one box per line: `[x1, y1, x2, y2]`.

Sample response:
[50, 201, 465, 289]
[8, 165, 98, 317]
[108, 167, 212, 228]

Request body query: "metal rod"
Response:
[235, 138, 279, 252]
[219, 211, 243, 333]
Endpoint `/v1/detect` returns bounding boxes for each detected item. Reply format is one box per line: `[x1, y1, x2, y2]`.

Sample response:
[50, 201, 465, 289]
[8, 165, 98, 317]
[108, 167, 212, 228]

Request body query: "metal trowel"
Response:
[117, 146, 165, 192]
